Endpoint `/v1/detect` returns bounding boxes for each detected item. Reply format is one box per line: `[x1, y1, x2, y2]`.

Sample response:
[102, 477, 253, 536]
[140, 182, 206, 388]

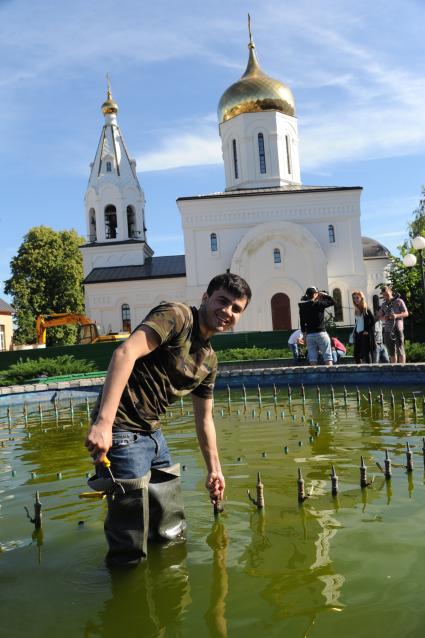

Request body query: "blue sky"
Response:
[1, 0, 424, 299]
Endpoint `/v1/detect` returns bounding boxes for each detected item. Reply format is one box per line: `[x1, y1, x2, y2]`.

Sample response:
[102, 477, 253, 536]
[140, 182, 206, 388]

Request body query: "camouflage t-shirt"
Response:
[93, 302, 217, 432]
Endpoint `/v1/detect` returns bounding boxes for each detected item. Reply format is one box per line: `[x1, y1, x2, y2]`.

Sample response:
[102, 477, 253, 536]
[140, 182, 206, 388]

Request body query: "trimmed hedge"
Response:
[0, 355, 97, 387]
[405, 341, 425, 362]
[216, 347, 292, 361]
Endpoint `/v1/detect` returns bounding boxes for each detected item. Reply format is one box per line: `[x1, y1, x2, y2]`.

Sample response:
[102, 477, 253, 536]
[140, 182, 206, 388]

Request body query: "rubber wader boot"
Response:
[104, 473, 151, 568]
[148, 464, 186, 542]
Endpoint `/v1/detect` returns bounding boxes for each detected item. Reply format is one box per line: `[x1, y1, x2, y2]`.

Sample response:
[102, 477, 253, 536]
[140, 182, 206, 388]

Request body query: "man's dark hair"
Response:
[206, 273, 252, 305]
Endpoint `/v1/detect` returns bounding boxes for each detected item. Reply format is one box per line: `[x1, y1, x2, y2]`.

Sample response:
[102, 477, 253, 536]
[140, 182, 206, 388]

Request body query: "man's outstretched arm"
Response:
[192, 394, 225, 505]
[85, 326, 160, 462]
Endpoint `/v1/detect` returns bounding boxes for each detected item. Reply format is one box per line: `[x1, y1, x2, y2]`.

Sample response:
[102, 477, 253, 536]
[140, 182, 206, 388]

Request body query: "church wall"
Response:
[84, 277, 187, 334]
[178, 187, 368, 331]
[81, 243, 147, 275]
[179, 187, 364, 280]
[0, 313, 13, 351]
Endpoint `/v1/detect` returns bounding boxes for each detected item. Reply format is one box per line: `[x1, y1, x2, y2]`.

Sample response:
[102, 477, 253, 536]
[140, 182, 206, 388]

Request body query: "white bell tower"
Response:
[81, 81, 153, 275]
[218, 18, 301, 191]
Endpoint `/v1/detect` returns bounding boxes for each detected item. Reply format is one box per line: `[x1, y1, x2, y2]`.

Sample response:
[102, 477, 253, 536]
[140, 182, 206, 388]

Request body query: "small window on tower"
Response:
[285, 136, 292, 175]
[273, 248, 281, 264]
[210, 233, 218, 252]
[258, 133, 266, 174]
[328, 224, 336, 243]
[106, 161, 112, 172]
[232, 140, 239, 179]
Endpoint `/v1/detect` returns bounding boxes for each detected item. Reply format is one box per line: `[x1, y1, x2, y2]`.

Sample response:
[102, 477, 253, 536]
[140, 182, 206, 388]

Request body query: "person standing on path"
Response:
[373, 316, 390, 363]
[351, 291, 375, 364]
[299, 287, 335, 366]
[85, 272, 251, 567]
[378, 286, 409, 363]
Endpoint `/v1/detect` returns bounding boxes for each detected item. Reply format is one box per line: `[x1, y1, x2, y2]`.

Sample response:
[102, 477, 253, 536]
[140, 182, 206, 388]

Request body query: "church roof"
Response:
[87, 85, 142, 193]
[84, 255, 186, 284]
[217, 21, 295, 124]
[362, 236, 391, 259]
[80, 239, 153, 250]
[177, 184, 362, 201]
[0, 298, 14, 313]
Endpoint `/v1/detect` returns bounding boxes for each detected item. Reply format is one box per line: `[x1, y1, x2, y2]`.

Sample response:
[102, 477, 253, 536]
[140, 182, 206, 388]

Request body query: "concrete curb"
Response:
[1, 362, 425, 399]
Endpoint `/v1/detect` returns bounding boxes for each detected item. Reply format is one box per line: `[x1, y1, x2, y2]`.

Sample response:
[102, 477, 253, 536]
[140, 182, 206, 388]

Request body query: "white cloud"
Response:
[379, 231, 405, 238]
[137, 130, 221, 172]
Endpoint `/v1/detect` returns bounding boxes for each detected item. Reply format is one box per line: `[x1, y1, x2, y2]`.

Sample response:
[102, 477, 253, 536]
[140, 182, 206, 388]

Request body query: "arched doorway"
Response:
[271, 293, 292, 330]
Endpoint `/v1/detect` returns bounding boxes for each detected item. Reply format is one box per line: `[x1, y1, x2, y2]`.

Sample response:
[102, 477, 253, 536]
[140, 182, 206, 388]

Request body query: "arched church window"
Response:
[127, 206, 136, 238]
[332, 288, 343, 322]
[273, 248, 281, 264]
[373, 294, 380, 315]
[210, 233, 218, 252]
[328, 224, 336, 243]
[89, 208, 97, 242]
[232, 140, 239, 179]
[285, 136, 292, 174]
[106, 161, 112, 172]
[105, 205, 117, 239]
[258, 133, 266, 174]
[121, 304, 131, 332]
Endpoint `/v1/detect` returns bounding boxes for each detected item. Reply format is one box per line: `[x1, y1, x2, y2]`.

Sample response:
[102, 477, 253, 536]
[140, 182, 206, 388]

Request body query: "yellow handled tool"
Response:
[99, 456, 125, 495]
[79, 457, 125, 500]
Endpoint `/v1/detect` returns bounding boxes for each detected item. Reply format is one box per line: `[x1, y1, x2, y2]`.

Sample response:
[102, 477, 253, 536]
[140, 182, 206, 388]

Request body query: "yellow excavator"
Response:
[35, 313, 130, 345]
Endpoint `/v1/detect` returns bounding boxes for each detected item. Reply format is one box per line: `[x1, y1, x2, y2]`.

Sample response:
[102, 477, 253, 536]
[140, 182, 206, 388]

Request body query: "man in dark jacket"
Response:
[299, 287, 335, 365]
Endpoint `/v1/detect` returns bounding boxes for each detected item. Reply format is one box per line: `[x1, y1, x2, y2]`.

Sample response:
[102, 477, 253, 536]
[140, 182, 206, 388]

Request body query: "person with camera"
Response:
[299, 287, 335, 365]
[378, 285, 408, 363]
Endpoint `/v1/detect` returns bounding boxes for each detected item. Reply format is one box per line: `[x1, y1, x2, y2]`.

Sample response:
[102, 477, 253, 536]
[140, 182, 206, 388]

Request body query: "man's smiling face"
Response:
[199, 287, 248, 338]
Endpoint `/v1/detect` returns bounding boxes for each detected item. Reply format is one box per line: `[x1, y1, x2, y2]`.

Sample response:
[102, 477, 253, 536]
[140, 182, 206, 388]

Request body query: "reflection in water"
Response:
[308, 507, 345, 609]
[85, 542, 190, 638]
[31, 527, 44, 565]
[407, 472, 414, 498]
[204, 521, 229, 638]
[241, 510, 271, 571]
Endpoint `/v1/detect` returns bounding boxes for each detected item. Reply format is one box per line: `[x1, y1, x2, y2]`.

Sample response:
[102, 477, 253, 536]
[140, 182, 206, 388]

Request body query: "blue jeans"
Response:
[332, 349, 346, 365]
[289, 343, 299, 362]
[373, 343, 390, 363]
[108, 428, 172, 479]
[307, 332, 332, 363]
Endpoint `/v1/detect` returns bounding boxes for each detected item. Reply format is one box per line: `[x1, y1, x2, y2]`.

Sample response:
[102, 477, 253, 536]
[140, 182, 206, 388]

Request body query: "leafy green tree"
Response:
[4, 226, 85, 345]
[407, 186, 425, 243]
[379, 186, 425, 322]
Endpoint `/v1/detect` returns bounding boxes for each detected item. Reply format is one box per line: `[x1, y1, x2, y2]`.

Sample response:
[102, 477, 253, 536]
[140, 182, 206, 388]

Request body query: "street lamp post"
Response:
[403, 235, 425, 318]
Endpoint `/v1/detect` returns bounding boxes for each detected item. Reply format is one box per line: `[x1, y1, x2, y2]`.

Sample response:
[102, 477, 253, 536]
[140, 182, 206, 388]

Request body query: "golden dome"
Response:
[217, 40, 295, 124]
[101, 83, 118, 115]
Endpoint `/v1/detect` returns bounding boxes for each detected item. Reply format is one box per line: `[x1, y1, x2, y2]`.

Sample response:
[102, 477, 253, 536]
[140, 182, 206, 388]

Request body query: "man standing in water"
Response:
[85, 273, 251, 567]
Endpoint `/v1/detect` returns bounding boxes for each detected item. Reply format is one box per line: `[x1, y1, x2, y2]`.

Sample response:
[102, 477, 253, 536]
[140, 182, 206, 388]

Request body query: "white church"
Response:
[81, 29, 390, 335]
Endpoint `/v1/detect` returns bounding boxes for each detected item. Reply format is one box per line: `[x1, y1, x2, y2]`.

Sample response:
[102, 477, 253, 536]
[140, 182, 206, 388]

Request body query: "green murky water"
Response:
[1, 386, 425, 637]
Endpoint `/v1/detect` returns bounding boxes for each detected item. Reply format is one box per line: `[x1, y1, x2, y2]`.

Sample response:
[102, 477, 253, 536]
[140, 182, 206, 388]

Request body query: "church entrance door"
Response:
[271, 293, 292, 330]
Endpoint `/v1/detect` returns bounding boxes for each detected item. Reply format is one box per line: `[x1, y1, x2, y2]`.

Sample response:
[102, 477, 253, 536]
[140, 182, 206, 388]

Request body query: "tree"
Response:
[407, 186, 425, 242]
[4, 226, 85, 345]
[382, 186, 425, 322]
